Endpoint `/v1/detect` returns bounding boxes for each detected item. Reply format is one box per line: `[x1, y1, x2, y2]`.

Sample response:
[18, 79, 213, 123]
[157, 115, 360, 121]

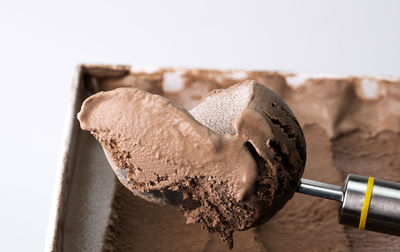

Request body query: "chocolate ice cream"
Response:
[67, 66, 400, 251]
[78, 80, 306, 247]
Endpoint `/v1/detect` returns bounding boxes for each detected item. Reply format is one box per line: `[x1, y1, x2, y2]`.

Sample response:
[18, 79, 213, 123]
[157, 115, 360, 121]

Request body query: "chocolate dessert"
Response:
[73, 67, 400, 251]
[78, 80, 306, 247]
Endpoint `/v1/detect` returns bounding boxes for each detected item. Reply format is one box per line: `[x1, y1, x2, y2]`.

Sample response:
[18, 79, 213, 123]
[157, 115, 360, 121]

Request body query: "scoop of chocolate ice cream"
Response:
[77, 80, 306, 248]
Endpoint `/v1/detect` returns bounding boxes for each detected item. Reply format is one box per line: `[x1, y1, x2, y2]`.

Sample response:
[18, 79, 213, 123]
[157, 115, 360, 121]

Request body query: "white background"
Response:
[0, 1, 399, 251]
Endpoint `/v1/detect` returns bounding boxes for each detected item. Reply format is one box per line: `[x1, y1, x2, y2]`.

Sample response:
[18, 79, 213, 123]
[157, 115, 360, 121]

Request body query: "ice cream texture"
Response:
[78, 80, 306, 248]
[73, 67, 400, 251]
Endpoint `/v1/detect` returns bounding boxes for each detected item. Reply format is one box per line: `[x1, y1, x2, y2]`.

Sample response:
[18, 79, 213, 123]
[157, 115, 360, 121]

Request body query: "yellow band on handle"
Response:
[359, 177, 375, 230]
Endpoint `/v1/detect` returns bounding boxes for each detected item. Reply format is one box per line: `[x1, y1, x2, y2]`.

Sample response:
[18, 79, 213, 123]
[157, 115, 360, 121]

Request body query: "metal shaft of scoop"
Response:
[297, 178, 343, 202]
[297, 175, 400, 237]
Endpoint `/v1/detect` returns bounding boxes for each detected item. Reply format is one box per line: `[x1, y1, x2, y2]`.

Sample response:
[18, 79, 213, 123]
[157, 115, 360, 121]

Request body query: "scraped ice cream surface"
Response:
[72, 67, 400, 251]
[78, 80, 306, 248]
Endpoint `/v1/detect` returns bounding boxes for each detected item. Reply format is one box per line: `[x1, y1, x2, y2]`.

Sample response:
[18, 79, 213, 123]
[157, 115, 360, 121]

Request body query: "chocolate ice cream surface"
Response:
[78, 80, 306, 248]
[71, 67, 400, 251]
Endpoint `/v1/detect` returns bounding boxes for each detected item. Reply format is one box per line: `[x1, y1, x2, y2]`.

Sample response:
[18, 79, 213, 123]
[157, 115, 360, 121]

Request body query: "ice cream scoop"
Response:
[78, 79, 400, 248]
[77, 80, 306, 248]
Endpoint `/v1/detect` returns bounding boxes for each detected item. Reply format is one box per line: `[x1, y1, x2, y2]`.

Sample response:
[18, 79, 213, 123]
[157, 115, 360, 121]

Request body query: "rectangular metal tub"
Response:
[46, 65, 400, 252]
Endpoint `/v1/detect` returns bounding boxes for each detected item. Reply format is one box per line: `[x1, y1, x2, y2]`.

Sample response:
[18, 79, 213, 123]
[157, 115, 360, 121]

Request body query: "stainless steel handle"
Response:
[297, 178, 343, 201]
[297, 175, 400, 236]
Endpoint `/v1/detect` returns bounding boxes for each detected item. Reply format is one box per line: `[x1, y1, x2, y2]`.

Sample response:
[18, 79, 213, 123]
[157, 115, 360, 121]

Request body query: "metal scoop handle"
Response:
[297, 174, 400, 237]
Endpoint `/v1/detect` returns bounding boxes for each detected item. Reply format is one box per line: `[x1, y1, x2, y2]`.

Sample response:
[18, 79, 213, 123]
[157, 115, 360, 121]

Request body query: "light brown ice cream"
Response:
[75, 67, 400, 251]
[78, 80, 306, 247]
